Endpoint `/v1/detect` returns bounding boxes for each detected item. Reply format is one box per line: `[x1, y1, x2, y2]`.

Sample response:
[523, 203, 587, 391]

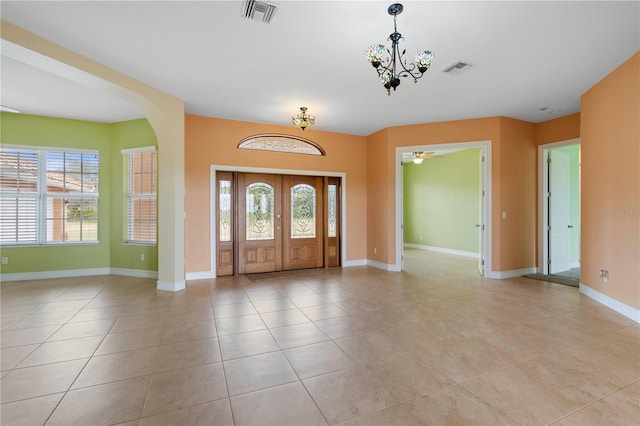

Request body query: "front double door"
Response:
[217, 172, 333, 276]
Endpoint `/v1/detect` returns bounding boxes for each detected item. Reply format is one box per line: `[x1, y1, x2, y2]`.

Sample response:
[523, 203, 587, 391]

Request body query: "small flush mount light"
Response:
[365, 3, 434, 96]
[292, 107, 315, 131]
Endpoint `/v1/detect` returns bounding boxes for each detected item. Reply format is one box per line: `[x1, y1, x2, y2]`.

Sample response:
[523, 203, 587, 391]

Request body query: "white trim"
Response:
[367, 259, 401, 272]
[1, 144, 99, 155]
[0, 267, 162, 282]
[579, 283, 640, 324]
[396, 141, 492, 276]
[0, 267, 110, 282]
[485, 267, 537, 279]
[110, 268, 158, 279]
[157, 280, 186, 292]
[404, 243, 479, 259]
[210, 165, 348, 277]
[121, 146, 156, 154]
[538, 138, 580, 275]
[185, 271, 214, 281]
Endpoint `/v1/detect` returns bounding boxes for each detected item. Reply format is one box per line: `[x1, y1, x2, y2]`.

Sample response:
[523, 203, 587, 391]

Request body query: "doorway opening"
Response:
[213, 169, 342, 277]
[539, 139, 581, 284]
[402, 147, 484, 275]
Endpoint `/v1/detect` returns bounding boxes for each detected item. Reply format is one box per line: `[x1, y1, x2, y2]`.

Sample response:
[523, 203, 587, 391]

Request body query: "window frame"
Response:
[0, 144, 100, 246]
[122, 146, 157, 246]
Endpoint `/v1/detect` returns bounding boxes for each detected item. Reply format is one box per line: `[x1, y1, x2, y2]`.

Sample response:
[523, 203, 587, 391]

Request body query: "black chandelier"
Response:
[366, 3, 434, 96]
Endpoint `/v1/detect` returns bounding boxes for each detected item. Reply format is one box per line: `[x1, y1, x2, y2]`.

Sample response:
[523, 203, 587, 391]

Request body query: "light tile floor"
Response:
[1, 250, 638, 425]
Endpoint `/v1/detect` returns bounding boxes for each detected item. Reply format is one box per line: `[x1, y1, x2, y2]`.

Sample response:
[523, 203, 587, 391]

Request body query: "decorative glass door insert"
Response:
[290, 184, 316, 239]
[246, 182, 274, 240]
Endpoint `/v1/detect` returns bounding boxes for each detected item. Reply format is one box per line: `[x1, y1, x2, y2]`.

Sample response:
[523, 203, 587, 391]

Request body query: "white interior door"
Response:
[549, 150, 571, 274]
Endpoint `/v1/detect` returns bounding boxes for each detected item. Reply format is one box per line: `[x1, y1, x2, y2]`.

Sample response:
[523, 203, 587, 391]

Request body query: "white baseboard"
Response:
[0, 267, 111, 282]
[485, 267, 537, 279]
[570, 261, 581, 269]
[185, 271, 214, 281]
[110, 268, 158, 279]
[579, 283, 640, 324]
[157, 280, 186, 292]
[404, 244, 479, 259]
[1, 267, 158, 282]
[366, 259, 401, 272]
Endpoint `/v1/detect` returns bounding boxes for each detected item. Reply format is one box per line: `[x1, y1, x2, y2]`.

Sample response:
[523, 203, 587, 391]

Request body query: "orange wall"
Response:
[580, 52, 639, 309]
[499, 117, 537, 270]
[366, 116, 537, 272]
[366, 128, 391, 263]
[536, 113, 581, 145]
[184, 114, 368, 273]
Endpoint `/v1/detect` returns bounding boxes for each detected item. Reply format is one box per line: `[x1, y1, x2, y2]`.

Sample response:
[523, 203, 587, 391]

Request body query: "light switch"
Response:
[502, 211, 507, 219]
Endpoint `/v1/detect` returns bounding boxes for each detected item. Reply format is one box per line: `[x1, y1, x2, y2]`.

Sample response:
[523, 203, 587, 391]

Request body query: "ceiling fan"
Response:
[410, 151, 444, 164]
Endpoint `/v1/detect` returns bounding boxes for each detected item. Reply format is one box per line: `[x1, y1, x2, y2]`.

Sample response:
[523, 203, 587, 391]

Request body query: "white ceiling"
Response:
[1, 1, 638, 136]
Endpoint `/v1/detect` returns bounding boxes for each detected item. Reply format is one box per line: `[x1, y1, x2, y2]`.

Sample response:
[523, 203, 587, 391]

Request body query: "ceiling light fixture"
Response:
[410, 151, 444, 164]
[366, 3, 434, 96]
[291, 107, 315, 131]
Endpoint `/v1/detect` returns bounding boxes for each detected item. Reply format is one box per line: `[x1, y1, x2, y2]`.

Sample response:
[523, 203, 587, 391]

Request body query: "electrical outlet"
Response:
[1, 257, 7, 265]
[140, 254, 145, 261]
[373, 248, 377, 254]
[599, 269, 609, 283]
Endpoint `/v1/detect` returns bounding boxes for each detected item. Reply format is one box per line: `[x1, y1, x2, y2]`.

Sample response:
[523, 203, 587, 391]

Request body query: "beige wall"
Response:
[184, 114, 368, 274]
[581, 52, 639, 310]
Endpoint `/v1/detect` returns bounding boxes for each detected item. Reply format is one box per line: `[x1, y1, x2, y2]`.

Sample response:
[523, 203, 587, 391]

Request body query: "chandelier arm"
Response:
[365, 3, 433, 94]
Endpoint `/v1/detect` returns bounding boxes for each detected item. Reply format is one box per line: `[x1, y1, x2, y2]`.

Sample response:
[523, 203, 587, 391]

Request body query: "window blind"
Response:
[0, 146, 99, 245]
[123, 147, 157, 244]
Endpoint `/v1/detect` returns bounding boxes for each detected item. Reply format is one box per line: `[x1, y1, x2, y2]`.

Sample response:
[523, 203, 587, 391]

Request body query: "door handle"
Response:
[568, 225, 573, 228]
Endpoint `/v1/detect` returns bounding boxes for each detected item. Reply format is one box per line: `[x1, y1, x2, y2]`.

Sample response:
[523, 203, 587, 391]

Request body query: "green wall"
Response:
[403, 148, 481, 253]
[553, 144, 580, 265]
[0, 112, 157, 275]
[110, 119, 158, 272]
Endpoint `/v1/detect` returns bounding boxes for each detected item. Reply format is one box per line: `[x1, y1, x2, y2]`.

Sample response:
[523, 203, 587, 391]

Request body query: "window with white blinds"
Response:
[0, 146, 99, 245]
[123, 147, 157, 244]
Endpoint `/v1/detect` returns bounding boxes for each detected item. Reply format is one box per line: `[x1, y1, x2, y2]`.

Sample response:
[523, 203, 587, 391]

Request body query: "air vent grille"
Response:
[242, 0, 278, 24]
[443, 61, 474, 75]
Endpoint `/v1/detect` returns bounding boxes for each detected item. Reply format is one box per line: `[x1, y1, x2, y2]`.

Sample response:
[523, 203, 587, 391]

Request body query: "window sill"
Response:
[123, 242, 157, 247]
[0, 241, 100, 248]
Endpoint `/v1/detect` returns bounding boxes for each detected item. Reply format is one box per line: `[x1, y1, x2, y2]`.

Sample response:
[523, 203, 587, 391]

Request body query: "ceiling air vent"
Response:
[443, 61, 474, 75]
[242, 0, 278, 24]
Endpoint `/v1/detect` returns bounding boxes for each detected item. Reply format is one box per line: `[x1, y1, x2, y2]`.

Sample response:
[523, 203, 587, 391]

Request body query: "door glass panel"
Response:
[290, 184, 315, 239]
[328, 184, 337, 238]
[246, 182, 274, 240]
[219, 180, 231, 242]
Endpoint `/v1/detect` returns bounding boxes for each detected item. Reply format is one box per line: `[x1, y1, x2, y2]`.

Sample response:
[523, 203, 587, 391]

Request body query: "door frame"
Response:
[395, 140, 492, 275]
[538, 138, 580, 275]
[209, 165, 347, 277]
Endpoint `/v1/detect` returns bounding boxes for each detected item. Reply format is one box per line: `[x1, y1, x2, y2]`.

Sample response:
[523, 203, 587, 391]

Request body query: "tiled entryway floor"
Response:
[1, 250, 638, 425]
